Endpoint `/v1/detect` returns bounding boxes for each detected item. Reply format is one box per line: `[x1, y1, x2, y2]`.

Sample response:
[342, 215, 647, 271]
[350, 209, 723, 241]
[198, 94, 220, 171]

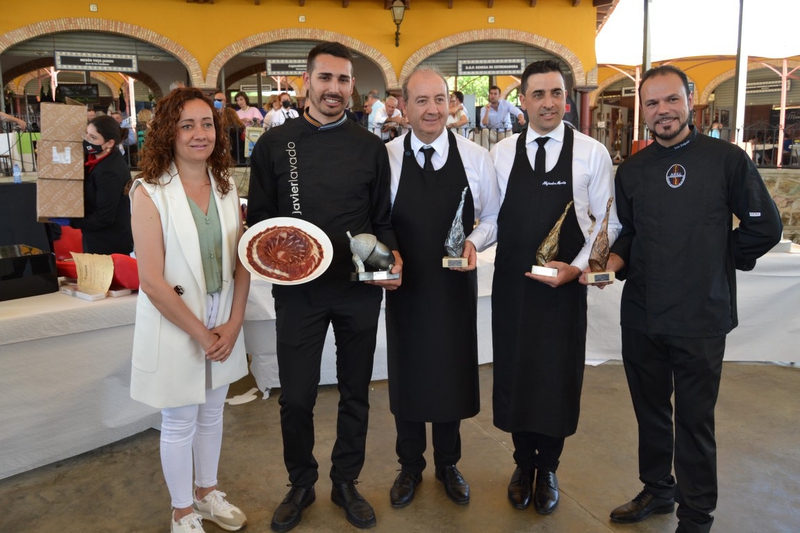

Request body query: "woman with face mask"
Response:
[265, 92, 299, 129]
[65, 114, 133, 254]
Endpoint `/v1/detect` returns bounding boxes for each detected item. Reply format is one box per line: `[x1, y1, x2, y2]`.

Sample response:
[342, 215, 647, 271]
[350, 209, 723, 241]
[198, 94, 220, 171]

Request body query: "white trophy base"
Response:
[586, 271, 615, 285]
[351, 271, 400, 282]
[531, 265, 558, 277]
[442, 256, 468, 268]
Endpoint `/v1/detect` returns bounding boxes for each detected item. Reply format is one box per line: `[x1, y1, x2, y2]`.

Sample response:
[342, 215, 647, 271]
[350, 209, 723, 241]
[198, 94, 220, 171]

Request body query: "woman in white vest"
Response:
[130, 88, 250, 533]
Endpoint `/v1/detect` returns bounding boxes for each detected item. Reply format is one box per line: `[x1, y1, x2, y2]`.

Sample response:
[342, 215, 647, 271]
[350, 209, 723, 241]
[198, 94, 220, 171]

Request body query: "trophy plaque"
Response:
[586, 197, 616, 285]
[531, 200, 574, 278]
[442, 187, 469, 268]
[347, 231, 400, 281]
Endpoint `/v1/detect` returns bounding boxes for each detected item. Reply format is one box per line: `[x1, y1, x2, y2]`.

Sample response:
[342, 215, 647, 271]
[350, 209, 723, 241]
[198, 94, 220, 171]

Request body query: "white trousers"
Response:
[161, 293, 229, 509]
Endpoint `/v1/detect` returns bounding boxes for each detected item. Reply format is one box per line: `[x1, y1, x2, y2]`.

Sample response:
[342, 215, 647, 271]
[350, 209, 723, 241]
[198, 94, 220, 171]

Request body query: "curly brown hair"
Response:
[138, 88, 233, 196]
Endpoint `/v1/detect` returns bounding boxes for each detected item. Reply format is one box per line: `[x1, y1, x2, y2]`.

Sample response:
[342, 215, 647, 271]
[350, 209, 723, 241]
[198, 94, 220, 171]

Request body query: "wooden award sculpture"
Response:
[531, 200, 574, 277]
[347, 231, 400, 281]
[442, 187, 469, 268]
[586, 197, 616, 284]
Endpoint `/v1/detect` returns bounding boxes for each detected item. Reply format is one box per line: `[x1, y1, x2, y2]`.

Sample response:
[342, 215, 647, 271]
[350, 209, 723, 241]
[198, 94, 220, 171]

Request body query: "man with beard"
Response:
[248, 41, 402, 532]
[384, 67, 499, 509]
[490, 59, 619, 516]
[604, 65, 781, 533]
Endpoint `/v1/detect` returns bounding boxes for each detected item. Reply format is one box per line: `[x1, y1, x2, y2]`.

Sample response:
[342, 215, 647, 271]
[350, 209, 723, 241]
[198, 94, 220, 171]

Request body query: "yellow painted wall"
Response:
[3, 0, 599, 87]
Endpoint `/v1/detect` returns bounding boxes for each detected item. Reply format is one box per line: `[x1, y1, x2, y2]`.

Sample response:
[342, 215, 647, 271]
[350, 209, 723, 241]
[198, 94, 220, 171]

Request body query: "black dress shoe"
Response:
[390, 470, 422, 508]
[533, 469, 559, 515]
[507, 466, 534, 510]
[331, 481, 376, 529]
[271, 485, 316, 532]
[610, 489, 675, 523]
[435, 465, 470, 505]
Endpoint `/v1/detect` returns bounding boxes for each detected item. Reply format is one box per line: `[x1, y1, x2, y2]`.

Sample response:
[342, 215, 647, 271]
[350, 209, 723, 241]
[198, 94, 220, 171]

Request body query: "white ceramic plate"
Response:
[239, 217, 333, 285]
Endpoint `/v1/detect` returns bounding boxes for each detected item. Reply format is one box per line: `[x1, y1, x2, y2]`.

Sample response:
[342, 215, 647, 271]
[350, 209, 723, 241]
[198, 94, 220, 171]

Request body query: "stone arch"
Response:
[590, 71, 633, 107]
[698, 59, 800, 105]
[205, 30, 396, 89]
[8, 58, 164, 101]
[0, 18, 203, 86]
[501, 81, 521, 100]
[399, 29, 588, 89]
[14, 70, 121, 96]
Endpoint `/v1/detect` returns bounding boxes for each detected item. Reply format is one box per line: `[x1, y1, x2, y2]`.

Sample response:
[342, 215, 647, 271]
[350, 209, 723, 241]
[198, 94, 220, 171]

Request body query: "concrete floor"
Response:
[1, 362, 798, 533]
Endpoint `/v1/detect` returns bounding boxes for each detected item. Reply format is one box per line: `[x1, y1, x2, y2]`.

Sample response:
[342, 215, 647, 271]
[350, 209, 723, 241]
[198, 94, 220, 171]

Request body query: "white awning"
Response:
[596, 0, 800, 66]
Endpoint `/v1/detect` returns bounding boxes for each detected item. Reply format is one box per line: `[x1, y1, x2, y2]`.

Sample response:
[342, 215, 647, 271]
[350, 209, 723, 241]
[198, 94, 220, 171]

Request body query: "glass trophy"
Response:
[347, 231, 400, 281]
[442, 187, 469, 268]
[586, 197, 616, 285]
[531, 200, 574, 277]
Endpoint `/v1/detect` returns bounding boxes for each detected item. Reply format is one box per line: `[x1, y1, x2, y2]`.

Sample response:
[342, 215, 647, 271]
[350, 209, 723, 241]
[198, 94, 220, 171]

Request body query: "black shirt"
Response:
[611, 127, 782, 337]
[247, 111, 397, 302]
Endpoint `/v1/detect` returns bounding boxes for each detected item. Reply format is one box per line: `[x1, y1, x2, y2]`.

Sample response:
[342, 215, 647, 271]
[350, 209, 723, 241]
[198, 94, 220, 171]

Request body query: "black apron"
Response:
[491, 127, 587, 437]
[386, 131, 479, 423]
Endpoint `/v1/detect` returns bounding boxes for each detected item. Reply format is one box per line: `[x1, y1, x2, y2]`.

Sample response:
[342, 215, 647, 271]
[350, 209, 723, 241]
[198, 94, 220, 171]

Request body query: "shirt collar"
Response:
[526, 121, 565, 146]
[410, 129, 448, 157]
[303, 108, 348, 131]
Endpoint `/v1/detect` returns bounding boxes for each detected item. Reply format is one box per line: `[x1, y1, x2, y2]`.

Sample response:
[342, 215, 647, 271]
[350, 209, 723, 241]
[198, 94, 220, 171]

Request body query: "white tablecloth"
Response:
[243, 247, 800, 391]
[2, 247, 796, 479]
[0, 293, 159, 481]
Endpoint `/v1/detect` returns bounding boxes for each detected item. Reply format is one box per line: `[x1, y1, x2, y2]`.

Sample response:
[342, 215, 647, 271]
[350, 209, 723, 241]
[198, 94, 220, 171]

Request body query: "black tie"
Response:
[421, 146, 435, 171]
[535, 136, 550, 175]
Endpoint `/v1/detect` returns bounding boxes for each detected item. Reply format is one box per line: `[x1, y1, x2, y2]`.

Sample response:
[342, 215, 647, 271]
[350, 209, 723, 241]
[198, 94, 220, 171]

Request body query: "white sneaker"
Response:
[193, 489, 247, 531]
[171, 511, 205, 533]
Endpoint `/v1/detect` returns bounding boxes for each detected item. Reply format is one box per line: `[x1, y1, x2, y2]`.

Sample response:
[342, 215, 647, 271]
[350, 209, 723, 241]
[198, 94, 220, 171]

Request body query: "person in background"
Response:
[110, 110, 137, 156]
[87, 108, 96, 122]
[366, 90, 385, 134]
[481, 85, 526, 136]
[490, 59, 620, 516]
[0, 111, 26, 130]
[265, 92, 299, 129]
[213, 91, 228, 113]
[605, 65, 781, 533]
[374, 95, 405, 142]
[446, 92, 468, 133]
[234, 91, 262, 127]
[384, 66, 500, 509]
[708, 121, 721, 139]
[247, 41, 401, 532]
[130, 87, 250, 533]
[221, 106, 246, 165]
[263, 95, 281, 127]
[66, 115, 134, 255]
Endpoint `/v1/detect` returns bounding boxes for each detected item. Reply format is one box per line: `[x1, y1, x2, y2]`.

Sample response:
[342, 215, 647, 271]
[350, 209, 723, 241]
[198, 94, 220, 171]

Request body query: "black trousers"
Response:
[511, 432, 565, 473]
[395, 418, 461, 475]
[275, 295, 381, 487]
[621, 327, 725, 533]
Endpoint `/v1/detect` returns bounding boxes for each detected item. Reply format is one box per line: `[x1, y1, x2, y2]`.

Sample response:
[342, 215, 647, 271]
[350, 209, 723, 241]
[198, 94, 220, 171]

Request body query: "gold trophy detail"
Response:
[531, 200, 574, 277]
[586, 197, 616, 285]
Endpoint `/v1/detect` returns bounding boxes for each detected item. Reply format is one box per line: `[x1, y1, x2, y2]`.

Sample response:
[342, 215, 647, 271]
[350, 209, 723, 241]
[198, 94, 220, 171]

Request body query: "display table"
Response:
[243, 247, 800, 391]
[0, 292, 159, 480]
[3, 247, 797, 479]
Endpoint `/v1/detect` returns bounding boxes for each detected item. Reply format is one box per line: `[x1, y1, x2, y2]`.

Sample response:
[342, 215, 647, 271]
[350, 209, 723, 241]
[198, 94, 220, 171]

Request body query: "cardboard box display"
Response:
[40, 102, 87, 142]
[37, 178, 84, 218]
[37, 140, 84, 180]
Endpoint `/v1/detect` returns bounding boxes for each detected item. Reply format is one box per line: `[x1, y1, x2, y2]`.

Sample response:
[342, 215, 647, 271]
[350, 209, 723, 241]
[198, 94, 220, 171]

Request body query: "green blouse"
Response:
[187, 194, 223, 294]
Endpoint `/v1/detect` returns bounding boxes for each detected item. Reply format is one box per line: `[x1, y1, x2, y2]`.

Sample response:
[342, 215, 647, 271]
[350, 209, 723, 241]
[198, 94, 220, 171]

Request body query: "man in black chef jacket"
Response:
[604, 65, 781, 533]
[247, 42, 402, 532]
[490, 59, 620, 515]
[384, 67, 500, 508]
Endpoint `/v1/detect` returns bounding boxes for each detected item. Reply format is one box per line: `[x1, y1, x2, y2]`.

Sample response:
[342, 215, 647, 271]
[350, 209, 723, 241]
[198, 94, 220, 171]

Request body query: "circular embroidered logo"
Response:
[666, 164, 686, 188]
